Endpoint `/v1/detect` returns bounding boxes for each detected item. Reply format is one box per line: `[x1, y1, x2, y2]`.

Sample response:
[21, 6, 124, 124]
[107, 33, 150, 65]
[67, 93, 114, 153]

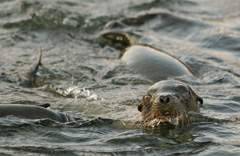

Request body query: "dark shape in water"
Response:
[0, 104, 73, 123]
[19, 49, 43, 87]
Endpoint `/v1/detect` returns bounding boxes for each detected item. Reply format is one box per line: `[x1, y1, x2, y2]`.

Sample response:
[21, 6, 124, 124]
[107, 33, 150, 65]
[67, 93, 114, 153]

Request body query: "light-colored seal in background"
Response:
[122, 45, 193, 82]
[98, 31, 193, 82]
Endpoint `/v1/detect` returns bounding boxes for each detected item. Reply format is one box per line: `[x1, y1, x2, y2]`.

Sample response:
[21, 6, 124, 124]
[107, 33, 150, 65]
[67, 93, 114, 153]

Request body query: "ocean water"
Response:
[0, 0, 240, 155]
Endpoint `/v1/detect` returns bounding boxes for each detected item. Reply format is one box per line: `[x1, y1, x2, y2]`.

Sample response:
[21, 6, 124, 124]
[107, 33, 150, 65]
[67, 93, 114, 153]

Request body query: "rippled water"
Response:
[0, 0, 240, 155]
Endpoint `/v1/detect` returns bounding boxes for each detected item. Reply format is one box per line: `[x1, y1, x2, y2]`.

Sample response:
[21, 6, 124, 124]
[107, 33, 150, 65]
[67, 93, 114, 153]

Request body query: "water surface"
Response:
[0, 0, 240, 155]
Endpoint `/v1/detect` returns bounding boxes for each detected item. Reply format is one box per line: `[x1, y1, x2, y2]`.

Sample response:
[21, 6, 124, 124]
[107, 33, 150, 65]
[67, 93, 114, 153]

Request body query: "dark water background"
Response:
[0, 0, 240, 155]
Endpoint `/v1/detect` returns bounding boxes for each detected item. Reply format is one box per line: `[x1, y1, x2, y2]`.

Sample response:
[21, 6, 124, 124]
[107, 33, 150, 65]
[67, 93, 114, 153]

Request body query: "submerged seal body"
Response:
[137, 80, 203, 128]
[122, 45, 193, 82]
[0, 104, 73, 123]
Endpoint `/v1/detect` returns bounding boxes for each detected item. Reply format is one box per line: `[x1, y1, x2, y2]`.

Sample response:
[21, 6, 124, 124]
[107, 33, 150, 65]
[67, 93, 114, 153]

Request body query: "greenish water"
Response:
[0, 0, 240, 155]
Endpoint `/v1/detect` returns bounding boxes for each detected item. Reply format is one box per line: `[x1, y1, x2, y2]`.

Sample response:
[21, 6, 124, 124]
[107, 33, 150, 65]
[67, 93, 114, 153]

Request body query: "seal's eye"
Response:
[138, 104, 143, 112]
[197, 97, 203, 106]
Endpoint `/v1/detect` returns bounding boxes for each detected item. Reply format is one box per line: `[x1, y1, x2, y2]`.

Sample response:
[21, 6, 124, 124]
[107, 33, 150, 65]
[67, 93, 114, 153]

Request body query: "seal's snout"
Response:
[159, 95, 170, 104]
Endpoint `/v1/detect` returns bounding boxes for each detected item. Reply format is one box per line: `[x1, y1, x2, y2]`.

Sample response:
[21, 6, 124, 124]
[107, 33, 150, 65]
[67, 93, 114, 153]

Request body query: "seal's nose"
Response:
[159, 95, 170, 104]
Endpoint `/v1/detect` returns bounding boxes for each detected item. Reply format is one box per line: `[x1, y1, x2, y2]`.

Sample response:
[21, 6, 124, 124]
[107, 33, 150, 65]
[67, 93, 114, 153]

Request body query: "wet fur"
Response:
[138, 80, 203, 128]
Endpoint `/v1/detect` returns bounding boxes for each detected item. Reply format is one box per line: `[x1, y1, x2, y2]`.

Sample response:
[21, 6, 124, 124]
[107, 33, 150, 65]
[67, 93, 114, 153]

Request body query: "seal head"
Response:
[138, 80, 203, 128]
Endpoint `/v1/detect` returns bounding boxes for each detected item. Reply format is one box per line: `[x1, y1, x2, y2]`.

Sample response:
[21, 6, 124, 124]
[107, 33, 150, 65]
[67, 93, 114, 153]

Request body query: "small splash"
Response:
[47, 85, 103, 101]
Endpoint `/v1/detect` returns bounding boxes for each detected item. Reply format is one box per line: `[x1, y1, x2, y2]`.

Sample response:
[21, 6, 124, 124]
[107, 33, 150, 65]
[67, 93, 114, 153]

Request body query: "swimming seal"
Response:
[137, 80, 203, 128]
[0, 104, 73, 123]
[99, 31, 193, 82]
